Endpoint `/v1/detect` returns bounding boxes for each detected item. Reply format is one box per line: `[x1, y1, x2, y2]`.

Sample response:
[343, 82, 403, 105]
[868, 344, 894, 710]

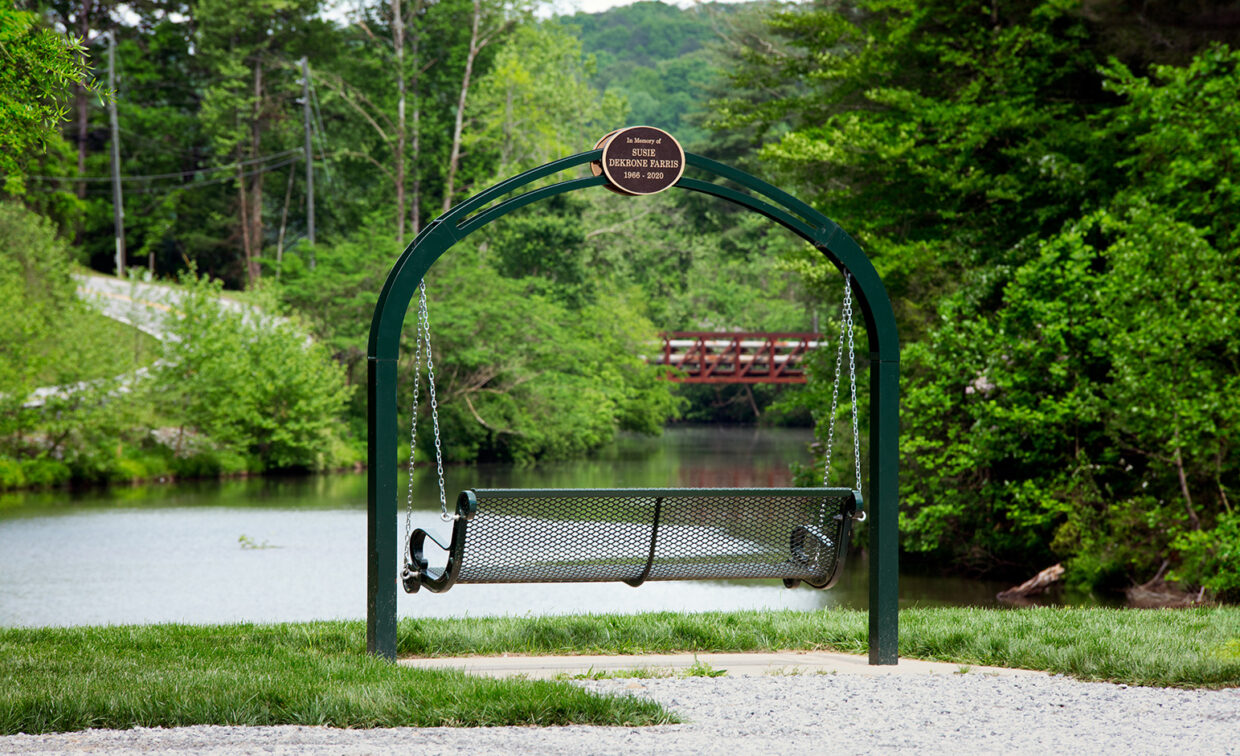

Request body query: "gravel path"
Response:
[4, 673, 1238, 754]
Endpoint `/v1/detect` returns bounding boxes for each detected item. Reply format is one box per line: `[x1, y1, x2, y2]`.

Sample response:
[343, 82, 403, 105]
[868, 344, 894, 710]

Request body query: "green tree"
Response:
[0, 1, 87, 194]
[1102, 45, 1240, 250]
[465, 21, 623, 180]
[708, 0, 1109, 334]
[154, 271, 352, 470]
[895, 48, 1240, 591]
[423, 251, 678, 463]
[277, 219, 681, 465]
[196, 0, 324, 286]
[0, 202, 135, 478]
[709, 1, 1240, 593]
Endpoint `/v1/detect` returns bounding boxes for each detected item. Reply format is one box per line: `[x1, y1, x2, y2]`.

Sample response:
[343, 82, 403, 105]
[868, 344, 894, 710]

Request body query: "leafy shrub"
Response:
[168, 448, 253, 479]
[131, 453, 171, 480]
[108, 457, 147, 484]
[19, 458, 70, 488]
[0, 458, 24, 490]
[1172, 513, 1240, 601]
[153, 272, 352, 472]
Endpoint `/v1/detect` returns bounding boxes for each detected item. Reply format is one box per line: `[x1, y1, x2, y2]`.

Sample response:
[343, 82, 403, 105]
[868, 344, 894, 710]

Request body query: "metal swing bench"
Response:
[404, 487, 861, 593]
[399, 269, 866, 596]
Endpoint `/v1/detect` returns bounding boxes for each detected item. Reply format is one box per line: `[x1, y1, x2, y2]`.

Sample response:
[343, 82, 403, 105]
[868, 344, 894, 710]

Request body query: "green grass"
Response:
[34, 309, 160, 385]
[6, 607, 1237, 735]
[558, 657, 727, 681]
[0, 622, 674, 735]
[400, 606, 1240, 688]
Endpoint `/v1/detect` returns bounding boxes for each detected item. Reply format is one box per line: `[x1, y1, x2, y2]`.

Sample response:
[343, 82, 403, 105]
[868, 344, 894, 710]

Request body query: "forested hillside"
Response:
[567, 1, 733, 145]
[3, 0, 1239, 601]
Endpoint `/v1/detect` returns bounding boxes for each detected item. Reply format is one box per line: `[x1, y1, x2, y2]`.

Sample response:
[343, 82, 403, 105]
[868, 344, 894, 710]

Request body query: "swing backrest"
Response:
[452, 487, 860, 588]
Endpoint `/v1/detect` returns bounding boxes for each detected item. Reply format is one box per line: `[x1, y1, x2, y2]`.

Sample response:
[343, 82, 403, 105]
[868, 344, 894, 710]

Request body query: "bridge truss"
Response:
[656, 331, 822, 384]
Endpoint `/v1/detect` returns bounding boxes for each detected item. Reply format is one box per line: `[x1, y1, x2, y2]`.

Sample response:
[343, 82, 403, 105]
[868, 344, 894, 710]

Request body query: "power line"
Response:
[308, 71, 333, 187]
[28, 149, 302, 184]
[129, 156, 303, 195]
[65, 156, 303, 198]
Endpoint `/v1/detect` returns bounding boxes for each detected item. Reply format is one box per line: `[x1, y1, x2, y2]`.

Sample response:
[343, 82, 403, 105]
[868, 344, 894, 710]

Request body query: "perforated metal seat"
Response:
[403, 487, 861, 594]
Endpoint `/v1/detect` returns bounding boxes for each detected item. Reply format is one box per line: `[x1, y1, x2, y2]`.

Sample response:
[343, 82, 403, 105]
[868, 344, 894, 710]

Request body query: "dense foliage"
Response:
[0, 202, 127, 488]
[0, 1, 85, 194]
[152, 273, 352, 471]
[0, 202, 351, 485]
[568, 0, 727, 145]
[716, 0, 1240, 596]
[277, 221, 681, 464]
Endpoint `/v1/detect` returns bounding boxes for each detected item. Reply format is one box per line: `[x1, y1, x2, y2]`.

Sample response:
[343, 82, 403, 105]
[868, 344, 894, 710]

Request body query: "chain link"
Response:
[822, 272, 862, 491]
[403, 280, 451, 569]
[417, 281, 449, 521]
[403, 288, 426, 565]
[846, 280, 861, 490]
[823, 280, 847, 487]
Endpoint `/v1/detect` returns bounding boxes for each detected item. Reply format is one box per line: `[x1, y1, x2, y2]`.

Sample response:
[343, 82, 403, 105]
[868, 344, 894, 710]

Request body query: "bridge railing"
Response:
[655, 331, 823, 384]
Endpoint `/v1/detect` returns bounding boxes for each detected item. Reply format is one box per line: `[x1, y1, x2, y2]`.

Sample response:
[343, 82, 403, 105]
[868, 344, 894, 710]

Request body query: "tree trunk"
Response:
[72, 1, 91, 248]
[996, 563, 1064, 603]
[238, 161, 253, 280]
[410, 0, 423, 235]
[442, 0, 483, 214]
[247, 58, 265, 285]
[502, 83, 513, 166]
[393, 0, 406, 247]
[276, 163, 294, 270]
[1173, 416, 1202, 530]
[75, 1, 90, 201]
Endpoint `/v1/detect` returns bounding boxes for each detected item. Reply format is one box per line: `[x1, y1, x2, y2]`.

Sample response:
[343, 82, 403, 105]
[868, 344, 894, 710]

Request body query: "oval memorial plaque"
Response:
[591, 126, 685, 196]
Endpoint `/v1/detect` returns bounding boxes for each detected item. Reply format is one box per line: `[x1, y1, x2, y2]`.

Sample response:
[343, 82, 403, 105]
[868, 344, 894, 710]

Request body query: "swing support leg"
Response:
[368, 357, 399, 661]
[869, 358, 899, 665]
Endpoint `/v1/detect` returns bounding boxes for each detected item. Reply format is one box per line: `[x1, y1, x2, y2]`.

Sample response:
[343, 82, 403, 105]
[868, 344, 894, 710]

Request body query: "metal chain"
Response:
[845, 279, 861, 491]
[417, 280, 449, 521]
[402, 287, 427, 564]
[822, 272, 862, 491]
[822, 277, 847, 487]
[402, 280, 451, 569]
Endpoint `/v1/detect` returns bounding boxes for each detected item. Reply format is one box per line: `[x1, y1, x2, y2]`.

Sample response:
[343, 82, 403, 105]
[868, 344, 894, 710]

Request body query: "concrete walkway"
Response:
[24, 273, 293, 409]
[401, 650, 1046, 679]
[74, 272, 262, 342]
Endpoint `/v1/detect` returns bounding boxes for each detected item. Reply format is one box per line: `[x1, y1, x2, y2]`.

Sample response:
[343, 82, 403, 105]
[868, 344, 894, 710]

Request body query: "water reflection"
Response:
[0, 426, 1023, 628]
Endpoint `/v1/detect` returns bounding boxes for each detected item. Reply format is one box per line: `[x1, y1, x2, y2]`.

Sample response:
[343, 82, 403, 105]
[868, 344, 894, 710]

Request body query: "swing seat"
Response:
[403, 487, 861, 594]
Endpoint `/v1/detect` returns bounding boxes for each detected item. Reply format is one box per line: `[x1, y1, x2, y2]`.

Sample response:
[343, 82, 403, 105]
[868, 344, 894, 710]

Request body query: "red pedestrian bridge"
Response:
[654, 332, 823, 384]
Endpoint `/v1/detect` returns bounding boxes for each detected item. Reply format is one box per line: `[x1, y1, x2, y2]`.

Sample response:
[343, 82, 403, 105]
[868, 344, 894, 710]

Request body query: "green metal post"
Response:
[869, 358, 900, 664]
[367, 356, 399, 659]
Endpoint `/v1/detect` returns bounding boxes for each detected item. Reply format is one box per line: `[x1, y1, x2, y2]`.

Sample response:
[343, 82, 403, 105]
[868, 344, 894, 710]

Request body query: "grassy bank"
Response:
[0, 622, 673, 736]
[34, 309, 161, 385]
[5, 607, 1237, 735]
[402, 606, 1240, 688]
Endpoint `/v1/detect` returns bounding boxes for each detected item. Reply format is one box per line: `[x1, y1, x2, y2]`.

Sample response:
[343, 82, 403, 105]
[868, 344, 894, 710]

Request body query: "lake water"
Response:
[0, 426, 1012, 628]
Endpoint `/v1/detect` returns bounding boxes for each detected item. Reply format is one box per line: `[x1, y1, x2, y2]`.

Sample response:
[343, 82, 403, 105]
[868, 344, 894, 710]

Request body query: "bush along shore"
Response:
[0, 431, 366, 494]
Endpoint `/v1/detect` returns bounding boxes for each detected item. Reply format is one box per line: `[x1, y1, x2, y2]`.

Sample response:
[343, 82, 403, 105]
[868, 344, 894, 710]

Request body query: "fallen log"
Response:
[996, 563, 1064, 604]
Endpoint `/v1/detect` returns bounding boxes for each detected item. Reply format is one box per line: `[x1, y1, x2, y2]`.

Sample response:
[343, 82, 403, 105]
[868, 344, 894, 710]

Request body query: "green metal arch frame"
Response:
[367, 149, 900, 664]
